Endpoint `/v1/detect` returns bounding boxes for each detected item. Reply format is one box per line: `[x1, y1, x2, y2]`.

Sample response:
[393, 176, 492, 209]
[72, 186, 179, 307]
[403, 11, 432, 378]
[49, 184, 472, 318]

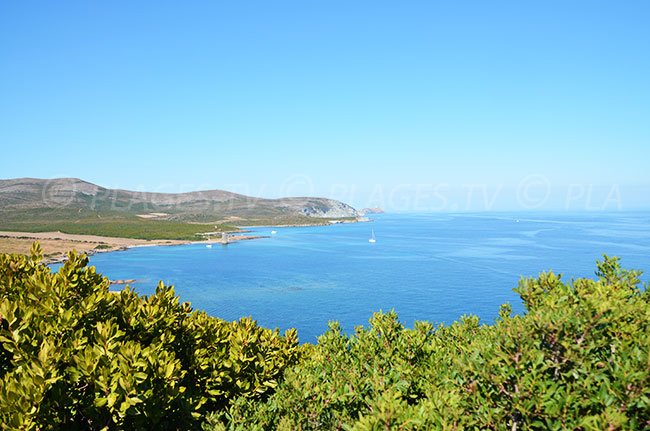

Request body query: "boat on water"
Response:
[271, 230, 277, 234]
[206, 244, 212, 248]
[368, 229, 376, 243]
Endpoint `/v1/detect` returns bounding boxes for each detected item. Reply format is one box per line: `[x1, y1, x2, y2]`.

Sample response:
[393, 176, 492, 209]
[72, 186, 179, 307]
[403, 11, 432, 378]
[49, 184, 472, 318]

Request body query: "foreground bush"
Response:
[204, 256, 649, 430]
[0, 245, 648, 430]
[0, 244, 299, 430]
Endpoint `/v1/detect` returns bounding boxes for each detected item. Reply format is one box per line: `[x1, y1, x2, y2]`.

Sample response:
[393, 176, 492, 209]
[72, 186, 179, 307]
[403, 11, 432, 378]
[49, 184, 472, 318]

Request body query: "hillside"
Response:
[0, 178, 361, 239]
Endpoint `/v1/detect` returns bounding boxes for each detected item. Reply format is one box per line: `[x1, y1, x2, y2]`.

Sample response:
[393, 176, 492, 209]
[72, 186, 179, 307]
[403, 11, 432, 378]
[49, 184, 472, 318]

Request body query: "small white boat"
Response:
[206, 244, 212, 248]
[271, 230, 277, 235]
[368, 229, 376, 243]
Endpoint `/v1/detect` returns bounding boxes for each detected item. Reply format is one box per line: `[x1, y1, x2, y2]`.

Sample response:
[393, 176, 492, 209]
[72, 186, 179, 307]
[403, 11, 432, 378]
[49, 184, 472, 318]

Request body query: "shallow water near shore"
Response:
[55, 212, 650, 343]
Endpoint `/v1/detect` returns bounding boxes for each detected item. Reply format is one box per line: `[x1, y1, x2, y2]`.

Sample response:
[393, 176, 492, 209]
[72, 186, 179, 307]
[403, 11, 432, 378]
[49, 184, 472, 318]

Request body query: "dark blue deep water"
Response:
[61, 213, 650, 343]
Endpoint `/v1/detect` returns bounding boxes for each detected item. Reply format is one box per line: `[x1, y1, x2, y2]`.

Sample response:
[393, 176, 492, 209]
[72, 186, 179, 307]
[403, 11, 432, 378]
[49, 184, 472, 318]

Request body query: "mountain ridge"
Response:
[0, 177, 360, 221]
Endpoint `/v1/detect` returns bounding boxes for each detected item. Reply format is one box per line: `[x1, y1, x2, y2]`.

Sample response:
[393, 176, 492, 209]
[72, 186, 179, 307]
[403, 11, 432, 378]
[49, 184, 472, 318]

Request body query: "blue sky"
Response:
[1, 1, 649, 211]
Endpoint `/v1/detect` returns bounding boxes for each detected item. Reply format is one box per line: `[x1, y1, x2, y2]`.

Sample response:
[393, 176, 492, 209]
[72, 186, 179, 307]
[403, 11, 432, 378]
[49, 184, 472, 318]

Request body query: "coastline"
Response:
[0, 217, 367, 265]
[0, 231, 266, 265]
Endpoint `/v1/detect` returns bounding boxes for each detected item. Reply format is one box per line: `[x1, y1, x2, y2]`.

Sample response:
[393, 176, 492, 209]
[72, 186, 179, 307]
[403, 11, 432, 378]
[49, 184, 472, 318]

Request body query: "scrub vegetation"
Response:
[0, 209, 234, 241]
[1, 245, 648, 430]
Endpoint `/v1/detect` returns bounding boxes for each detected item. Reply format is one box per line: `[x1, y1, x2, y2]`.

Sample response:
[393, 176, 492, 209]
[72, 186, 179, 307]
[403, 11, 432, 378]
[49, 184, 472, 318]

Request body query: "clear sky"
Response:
[1, 1, 649, 211]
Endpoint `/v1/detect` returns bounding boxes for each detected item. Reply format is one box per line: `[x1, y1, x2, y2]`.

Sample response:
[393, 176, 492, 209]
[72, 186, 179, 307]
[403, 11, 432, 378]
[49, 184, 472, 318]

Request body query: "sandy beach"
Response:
[0, 231, 186, 263]
[0, 231, 264, 264]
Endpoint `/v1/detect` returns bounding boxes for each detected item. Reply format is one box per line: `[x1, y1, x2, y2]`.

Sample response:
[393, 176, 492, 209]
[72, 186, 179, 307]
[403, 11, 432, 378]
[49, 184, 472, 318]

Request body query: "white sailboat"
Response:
[368, 229, 376, 243]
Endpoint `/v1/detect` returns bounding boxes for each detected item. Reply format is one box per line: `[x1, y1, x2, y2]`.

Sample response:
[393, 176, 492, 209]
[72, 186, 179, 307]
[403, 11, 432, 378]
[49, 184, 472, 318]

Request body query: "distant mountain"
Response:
[0, 178, 360, 223]
[360, 207, 384, 215]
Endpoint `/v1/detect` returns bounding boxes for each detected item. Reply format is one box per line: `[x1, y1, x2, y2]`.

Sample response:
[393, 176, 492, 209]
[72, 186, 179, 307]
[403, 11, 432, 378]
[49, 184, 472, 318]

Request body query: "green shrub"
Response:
[1, 245, 648, 430]
[0, 244, 299, 430]
[205, 256, 649, 431]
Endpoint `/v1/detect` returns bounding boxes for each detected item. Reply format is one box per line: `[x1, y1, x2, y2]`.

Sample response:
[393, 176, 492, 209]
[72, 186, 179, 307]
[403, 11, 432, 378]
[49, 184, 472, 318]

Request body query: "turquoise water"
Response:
[63, 213, 650, 343]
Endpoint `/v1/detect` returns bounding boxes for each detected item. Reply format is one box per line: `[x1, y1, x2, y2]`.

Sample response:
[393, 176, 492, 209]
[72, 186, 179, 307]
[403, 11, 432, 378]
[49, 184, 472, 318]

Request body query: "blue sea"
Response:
[56, 213, 650, 343]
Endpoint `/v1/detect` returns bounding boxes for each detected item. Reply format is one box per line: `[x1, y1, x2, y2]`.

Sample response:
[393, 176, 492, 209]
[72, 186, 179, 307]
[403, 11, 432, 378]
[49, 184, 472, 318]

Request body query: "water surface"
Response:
[65, 213, 650, 342]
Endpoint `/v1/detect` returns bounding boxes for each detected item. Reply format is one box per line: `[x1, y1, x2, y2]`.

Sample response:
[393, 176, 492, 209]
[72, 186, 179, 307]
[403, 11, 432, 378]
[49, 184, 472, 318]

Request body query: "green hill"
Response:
[0, 178, 361, 239]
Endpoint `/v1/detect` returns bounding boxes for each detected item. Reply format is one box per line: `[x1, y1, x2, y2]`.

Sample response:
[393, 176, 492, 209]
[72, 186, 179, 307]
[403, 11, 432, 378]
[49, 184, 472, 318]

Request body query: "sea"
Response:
[53, 212, 650, 343]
